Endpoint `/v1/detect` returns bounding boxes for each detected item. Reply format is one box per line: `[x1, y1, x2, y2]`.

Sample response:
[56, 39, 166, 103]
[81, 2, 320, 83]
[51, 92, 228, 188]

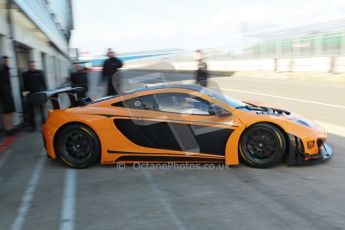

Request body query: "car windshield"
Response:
[201, 87, 246, 108]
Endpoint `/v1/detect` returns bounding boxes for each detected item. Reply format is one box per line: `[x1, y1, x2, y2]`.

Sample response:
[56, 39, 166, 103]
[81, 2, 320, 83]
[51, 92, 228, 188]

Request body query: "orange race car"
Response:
[29, 84, 332, 168]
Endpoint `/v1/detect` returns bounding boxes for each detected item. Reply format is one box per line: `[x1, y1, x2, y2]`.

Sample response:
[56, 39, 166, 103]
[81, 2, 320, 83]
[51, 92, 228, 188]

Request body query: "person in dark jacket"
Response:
[23, 60, 47, 131]
[195, 50, 208, 87]
[0, 56, 16, 136]
[101, 50, 123, 96]
[70, 63, 89, 98]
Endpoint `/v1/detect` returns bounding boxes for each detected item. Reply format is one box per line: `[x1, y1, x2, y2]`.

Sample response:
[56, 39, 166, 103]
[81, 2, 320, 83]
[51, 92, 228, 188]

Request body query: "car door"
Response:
[136, 92, 240, 156]
[112, 96, 163, 150]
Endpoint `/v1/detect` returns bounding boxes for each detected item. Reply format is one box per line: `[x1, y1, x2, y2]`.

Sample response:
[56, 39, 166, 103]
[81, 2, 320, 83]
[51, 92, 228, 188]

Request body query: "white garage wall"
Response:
[0, 1, 72, 125]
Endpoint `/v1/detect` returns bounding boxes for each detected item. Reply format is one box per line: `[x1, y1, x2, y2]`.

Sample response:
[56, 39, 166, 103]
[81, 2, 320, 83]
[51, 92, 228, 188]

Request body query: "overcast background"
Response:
[71, 0, 345, 55]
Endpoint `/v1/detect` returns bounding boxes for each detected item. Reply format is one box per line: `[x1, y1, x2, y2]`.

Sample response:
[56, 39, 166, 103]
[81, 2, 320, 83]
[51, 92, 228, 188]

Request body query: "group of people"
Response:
[69, 49, 123, 98]
[1, 48, 207, 136]
[0, 57, 46, 136]
[0, 49, 124, 136]
[70, 49, 208, 99]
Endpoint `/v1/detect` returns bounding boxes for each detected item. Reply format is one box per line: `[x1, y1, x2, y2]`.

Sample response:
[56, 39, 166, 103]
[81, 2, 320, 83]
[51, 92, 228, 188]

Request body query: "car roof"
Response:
[91, 84, 203, 104]
[128, 84, 203, 94]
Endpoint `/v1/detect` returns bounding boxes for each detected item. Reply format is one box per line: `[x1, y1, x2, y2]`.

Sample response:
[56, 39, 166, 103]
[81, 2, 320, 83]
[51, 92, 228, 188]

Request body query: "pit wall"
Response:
[125, 56, 345, 74]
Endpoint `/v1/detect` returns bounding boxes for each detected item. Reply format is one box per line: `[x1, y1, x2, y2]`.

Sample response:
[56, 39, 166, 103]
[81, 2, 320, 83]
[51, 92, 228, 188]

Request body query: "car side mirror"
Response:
[208, 104, 231, 117]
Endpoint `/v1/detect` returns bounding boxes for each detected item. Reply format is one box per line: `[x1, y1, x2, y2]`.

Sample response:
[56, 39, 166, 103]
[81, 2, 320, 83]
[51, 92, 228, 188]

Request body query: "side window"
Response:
[111, 93, 227, 116]
[112, 98, 144, 110]
[139, 94, 157, 110]
[154, 93, 212, 115]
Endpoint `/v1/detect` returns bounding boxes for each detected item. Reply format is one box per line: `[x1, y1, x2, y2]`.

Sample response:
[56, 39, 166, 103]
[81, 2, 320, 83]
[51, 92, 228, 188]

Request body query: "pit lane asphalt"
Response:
[0, 73, 345, 230]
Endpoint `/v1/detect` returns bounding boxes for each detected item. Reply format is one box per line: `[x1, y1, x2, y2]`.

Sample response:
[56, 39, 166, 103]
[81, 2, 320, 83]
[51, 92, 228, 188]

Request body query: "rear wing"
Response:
[27, 87, 86, 109]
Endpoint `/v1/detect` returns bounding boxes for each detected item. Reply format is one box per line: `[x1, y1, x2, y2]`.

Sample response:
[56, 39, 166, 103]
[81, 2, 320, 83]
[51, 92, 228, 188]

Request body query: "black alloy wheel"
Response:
[55, 124, 100, 168]
[239, 123, 286, 168]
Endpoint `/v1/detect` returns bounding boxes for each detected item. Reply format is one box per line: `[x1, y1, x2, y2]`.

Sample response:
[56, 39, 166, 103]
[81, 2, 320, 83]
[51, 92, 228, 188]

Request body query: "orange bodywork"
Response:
[42, 87, 327, 166]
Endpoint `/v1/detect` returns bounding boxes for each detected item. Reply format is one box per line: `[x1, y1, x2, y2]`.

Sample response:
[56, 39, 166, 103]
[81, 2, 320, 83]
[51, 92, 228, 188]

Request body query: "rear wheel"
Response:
[55, 124, 100, 168]
[239, 123, 286, 168]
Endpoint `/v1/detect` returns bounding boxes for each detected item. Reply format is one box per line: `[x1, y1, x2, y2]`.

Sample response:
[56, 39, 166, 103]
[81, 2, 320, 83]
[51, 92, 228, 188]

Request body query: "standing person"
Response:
[0, 56, 16, 136]
[101, 49, 123, 96]
[23, 61, 47, 131]
[195, 50, 208, 87]
[70, 62, 89, 98]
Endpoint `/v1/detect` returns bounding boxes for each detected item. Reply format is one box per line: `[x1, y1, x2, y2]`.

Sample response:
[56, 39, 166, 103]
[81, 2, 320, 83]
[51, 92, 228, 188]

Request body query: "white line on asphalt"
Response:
[11, 151, 45, 230]
[221, 88, 345, 136]
[59, 169, 77, 230]
[315, 121, 345, 138]
[142, 170, 187, 230]
[222, 88, 345, 109]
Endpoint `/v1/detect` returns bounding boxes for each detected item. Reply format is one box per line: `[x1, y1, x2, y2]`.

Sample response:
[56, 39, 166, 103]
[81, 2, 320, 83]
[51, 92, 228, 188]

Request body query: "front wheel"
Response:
[55, 124, 100, 168]
[239, 123, 286, 168]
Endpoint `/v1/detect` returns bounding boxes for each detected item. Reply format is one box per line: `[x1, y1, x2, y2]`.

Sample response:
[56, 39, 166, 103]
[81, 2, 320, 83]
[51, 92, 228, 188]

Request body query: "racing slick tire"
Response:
[239, 123, 286, 168]
[55, 123, 100, 168]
